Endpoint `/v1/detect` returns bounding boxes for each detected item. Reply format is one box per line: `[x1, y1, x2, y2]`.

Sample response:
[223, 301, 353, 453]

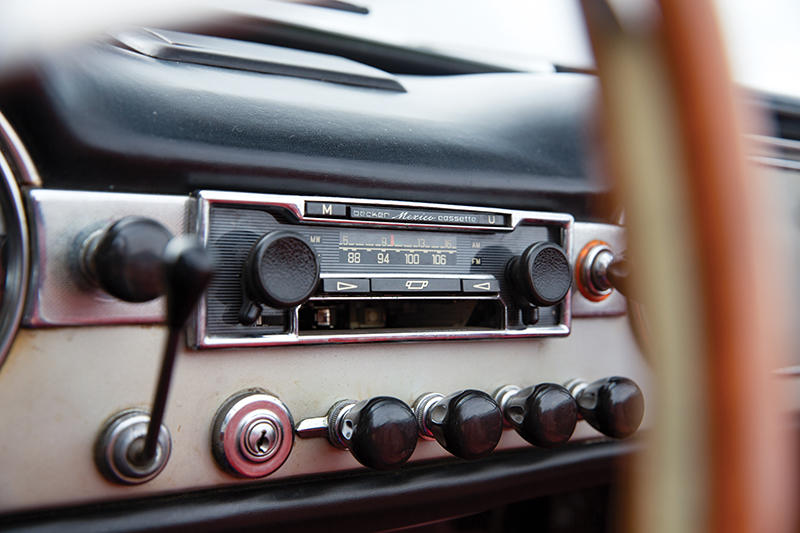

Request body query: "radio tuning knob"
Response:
[506, 242, 571, 307]
[413, 390, 504, 460]
[495, 383, 578, 447]
[241, 231, 319, 318]
[567, 377, 644, 439]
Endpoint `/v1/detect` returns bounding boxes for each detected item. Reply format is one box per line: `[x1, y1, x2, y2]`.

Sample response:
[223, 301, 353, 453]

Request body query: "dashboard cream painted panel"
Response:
[0, 316, 649, 511]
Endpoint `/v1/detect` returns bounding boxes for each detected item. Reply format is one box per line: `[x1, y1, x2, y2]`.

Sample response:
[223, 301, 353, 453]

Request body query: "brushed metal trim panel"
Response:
[24, 189, 626, 330]
[24, 190, 188, 326]
[0, 316, 649, 511]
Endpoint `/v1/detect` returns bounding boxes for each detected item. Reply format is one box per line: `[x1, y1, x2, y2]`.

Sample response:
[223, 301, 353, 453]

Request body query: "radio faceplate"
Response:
[193, 191, 573, 348]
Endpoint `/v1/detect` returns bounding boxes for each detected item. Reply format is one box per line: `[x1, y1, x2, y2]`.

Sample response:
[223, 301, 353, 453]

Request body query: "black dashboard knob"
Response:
[501, 383, 578, 447]
[419, 390, 504, 460]
[575, 377, 644, 438]
[507, 242, 571, 307]
[243, 230, 319, 308]
[341, 397, 418, 470]
[87, 216, 173, 302]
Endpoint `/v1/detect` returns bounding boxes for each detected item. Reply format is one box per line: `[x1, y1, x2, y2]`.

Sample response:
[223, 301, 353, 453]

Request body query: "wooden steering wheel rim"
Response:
[579, 1, 795, 532]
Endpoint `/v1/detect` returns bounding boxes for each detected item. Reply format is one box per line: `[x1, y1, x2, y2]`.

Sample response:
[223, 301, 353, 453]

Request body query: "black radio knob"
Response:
[414, 390, 504, 460]
[243, 231, 320, 309]
[571, 377, 644, 439]
[507, 242, 571, 307]
[496, 384, 578, 448]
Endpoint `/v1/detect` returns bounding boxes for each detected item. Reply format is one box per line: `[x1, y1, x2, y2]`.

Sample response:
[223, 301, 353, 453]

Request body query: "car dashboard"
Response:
[0, 12, 795, 532]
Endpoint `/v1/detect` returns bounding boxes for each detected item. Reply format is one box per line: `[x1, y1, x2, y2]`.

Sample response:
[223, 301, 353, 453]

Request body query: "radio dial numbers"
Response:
[404, 253, 420, 265]
[338, 230, 456, 269]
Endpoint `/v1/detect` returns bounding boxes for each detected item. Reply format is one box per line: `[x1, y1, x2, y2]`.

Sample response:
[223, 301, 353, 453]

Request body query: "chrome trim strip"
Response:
[188, 191, 213, 344]
[307, 295, 500, 301]
[749, 134, 800, 155]
[748, 134, 800, 169]
[0, 111, 42, 186]
[199, 325, 572, 349]
[774, 366, 800, 377]
[0, 150, 29, 366]
[319, 272, 496, 279]
[751, 156, 800, 171]
[195, 190, 573, 232]
[193, 191, 573, 348]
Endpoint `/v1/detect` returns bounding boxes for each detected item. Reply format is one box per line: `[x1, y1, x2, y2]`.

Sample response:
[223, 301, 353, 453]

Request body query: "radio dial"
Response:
[507, 242, 571, 307]
[243, 231, 320, 309]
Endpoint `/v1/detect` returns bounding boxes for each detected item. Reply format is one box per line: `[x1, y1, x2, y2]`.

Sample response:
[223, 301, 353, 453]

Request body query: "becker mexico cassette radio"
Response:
[192, 191, 574, 348]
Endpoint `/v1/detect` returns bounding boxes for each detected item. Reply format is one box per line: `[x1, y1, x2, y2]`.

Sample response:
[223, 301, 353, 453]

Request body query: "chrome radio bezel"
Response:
[192, 191, 574, 348]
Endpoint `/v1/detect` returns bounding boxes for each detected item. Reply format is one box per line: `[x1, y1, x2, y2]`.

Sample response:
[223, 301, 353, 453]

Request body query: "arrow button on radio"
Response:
[461, 278, 500, 293]
[322, 278, 370, 293]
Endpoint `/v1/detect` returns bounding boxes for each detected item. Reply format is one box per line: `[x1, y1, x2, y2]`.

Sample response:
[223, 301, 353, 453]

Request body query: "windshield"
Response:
[1, 0, 798, 99]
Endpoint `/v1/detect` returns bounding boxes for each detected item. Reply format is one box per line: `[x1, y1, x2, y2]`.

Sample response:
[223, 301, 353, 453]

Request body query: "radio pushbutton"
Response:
[306, 202, 346, 217]
[507, 242, 571, 307]
[371, 278, 460, 293]
[322, 278, 370, 293]
[243, 231, 320, 308]
[462, 279, 499, 293]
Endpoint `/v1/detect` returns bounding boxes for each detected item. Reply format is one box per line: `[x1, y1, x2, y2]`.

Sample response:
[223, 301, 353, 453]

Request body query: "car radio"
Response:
[192, 191, 574, 348]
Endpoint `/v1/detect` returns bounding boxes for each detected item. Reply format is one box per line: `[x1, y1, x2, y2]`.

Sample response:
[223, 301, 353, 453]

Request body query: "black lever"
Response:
[137, 238, 214, 463]
[94, 235, 214, 484]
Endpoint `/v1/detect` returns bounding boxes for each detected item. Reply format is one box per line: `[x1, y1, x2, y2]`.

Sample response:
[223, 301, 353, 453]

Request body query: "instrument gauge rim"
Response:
[0, 138, 30, 368]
